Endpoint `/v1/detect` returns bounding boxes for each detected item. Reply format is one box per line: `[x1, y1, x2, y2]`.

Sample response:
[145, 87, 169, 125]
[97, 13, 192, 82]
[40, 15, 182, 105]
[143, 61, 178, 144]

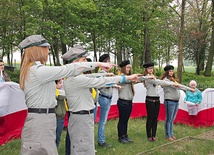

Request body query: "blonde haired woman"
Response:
[19, 35, 115, 155]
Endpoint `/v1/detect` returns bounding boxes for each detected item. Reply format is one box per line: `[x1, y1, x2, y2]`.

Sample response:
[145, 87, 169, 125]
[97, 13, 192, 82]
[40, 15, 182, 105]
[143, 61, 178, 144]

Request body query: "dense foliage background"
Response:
[1, 0, 214, 81]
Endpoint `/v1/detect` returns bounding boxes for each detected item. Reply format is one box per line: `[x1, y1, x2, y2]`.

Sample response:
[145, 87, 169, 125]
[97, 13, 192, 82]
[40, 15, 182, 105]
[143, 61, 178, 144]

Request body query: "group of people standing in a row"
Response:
[1, 34, 202, 155]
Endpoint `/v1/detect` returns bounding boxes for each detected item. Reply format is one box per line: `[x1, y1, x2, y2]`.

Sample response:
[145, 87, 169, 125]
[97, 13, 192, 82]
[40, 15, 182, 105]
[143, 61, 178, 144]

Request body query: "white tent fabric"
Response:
[0, 82, 27, 117]
[111, 83, 214, 113]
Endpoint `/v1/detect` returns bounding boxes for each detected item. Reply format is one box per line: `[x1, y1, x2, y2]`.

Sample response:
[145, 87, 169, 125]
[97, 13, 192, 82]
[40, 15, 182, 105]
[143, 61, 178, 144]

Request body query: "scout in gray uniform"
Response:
[62, 47, 139, 155]
[142, 62, 167, 142]
[160, 65, 192, 141]
[117, 60, 135, 144]
[18, 35, 114, 155]
[139, 63, 192, 142]
[64, 58, 113, 155]
[97, 54, 115, 148]
[85, 58, 99, 121]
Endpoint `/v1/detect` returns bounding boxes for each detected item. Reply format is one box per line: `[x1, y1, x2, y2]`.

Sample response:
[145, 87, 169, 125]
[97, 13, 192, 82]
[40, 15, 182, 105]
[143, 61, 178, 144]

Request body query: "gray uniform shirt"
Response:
[143, 75, 172, 97]
[98, 70, 113, 96]
[24, 61, 96, 108]
[85, 73, 108, 103]
[162, 77, 180, 100]
[85, 73, 108, 78]
[64, 74, 123, 112]
[118, 82, 134, 101]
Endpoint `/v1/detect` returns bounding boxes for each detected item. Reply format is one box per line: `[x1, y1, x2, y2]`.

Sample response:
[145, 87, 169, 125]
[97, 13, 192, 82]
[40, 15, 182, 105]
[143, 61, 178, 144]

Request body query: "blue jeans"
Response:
[98, 95, 111, 144]
[94, 103, 98, 121]
[56, 118, 64, 147]
[164, 100, 179, 138]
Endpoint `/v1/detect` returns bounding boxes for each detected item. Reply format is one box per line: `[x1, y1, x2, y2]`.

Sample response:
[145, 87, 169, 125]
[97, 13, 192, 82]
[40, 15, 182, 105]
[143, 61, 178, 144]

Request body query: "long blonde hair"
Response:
[20, 46, 49, 90]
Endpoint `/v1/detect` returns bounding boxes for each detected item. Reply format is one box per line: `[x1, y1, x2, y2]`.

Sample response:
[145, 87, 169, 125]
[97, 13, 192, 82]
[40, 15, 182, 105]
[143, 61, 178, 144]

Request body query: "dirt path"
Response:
[194, 129, 214, 141]
[136, 129, 214, 155]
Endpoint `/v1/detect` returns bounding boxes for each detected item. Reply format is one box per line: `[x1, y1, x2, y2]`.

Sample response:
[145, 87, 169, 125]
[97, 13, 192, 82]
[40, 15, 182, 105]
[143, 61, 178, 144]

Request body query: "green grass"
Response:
[147, 138, 214, 155]
[1, 118, 214, 155]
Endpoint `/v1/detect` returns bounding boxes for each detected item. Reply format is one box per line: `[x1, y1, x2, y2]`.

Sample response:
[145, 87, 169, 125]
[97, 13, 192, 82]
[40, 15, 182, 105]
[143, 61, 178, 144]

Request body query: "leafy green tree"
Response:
[204, 0, 214, 77]
[183, 0, 211, 75]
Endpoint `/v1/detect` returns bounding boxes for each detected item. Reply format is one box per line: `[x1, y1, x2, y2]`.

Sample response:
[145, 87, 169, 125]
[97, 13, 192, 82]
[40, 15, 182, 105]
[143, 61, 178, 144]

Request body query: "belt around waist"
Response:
[119, 98, 132, 102]
[146, 96, 160, 100]
[146, 96, 160, 102]
[165, 99, 179, 102]
[146, 98, 160, 103]
[28, 108, 55, 114]
[99, 93, 112, 99]
[71, 109, 94, 115]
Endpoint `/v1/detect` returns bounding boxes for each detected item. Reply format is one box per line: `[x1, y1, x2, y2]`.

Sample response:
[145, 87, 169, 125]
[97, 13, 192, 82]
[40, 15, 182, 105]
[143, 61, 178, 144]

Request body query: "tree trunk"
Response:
[204, 0, 214, 76]
[92, 31, 97, 62]
[6, 50, 10, 66]
[61, 38, 67, 65]
[1, 48, 4, 60]
[10, 43, 13, 67]
[196, 47, 200, 75]
[199, 45, 206, 71]
[196, 2, 206, 74]
[20, 0, 26, 56]
[132, 50, 140, 71]
[177, 0, 186, 82]
[144, 26, 151, 63]
[166, 46, 170, 65]
[116, 45, 122, 65]
[52, 38, 60, 66]
[157, 45, 161, 70]
[143, 11, 151, 63]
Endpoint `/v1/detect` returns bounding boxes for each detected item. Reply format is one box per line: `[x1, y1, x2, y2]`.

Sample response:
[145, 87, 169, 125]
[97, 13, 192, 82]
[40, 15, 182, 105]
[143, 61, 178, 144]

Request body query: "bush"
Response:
[180, 72, 214, 90]
[6, 70, 20, 83]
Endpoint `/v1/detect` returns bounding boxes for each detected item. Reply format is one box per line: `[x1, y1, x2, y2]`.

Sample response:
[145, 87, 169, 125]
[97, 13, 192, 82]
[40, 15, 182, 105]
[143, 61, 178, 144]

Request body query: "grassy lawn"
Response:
[1, 118, 214, 155]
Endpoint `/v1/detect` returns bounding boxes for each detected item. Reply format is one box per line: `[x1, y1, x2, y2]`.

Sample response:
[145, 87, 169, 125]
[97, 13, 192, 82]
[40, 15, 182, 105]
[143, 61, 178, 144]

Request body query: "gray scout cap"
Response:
[61, 46, 89, 63]
[18, 35, 50, 50]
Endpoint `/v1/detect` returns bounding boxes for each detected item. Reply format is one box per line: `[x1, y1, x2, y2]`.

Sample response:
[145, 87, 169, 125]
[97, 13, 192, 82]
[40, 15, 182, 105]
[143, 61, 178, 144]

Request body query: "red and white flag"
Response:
[0, 82, 27, 145]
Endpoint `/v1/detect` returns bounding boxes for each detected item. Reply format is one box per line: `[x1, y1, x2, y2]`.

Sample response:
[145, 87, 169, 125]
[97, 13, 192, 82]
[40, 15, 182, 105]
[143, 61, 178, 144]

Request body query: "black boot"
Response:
[118, 135, 129, 144]
[125, 134, 133, 143]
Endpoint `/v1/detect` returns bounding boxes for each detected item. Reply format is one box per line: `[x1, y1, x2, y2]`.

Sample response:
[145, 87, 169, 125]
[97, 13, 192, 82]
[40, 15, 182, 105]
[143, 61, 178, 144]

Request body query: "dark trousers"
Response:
[146, 97, 160, 138]
[117, 98, 133, 137]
